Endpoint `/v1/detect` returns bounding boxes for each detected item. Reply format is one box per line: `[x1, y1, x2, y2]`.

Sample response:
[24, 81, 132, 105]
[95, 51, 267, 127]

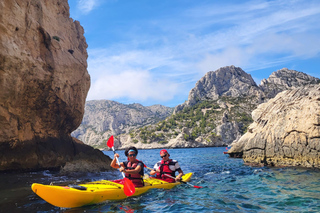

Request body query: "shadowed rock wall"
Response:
[0, 0, 111, 172]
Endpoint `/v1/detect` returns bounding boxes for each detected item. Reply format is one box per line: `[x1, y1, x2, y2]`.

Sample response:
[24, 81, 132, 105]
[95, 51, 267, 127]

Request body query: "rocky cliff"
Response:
[175, 65, 264, 112]
[0, 0, 112, 172]
[229, 84, 320, 168]
[260, 68, 320, 99]
[72, 100, 174, 147]
[72, 66, 319, 151]
[114, 66, 319, 150]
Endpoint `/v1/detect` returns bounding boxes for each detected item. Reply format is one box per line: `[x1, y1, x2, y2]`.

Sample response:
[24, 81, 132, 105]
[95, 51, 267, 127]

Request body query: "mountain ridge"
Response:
[72, 66, 319, 149]
[71, 100, 173, 147]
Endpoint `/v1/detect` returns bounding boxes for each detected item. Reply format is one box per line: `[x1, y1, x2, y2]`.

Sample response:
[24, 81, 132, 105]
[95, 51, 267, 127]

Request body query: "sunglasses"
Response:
[160, 154, 167, 158]
[128, 154, 136, 157]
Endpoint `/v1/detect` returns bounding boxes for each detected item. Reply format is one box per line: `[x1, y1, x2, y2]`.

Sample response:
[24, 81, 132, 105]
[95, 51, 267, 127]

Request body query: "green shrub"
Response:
[133, 139, 138, 144]
[52, 36, 60, 41]
[159, 140, 168, 144]
[184, 134, 189, 140]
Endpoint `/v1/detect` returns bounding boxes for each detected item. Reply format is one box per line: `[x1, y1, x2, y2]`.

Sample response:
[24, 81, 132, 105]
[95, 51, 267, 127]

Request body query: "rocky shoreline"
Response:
[228, 84, 320, 168]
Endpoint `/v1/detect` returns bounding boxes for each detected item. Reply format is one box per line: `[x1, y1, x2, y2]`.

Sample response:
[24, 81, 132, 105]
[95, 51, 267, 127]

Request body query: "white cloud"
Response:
[86, 49, 186, 103]
[87, 69, 181, 102]
[77, 0, 98, 14]
[197, 47, 249, 73]
[184, 0, 320, 75]
[196, 31, 320, 75]
[82, 0, 320, 105]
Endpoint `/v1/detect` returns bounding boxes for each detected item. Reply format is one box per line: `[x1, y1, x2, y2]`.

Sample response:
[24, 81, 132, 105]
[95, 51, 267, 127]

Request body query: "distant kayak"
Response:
[31, 172, 193, 208]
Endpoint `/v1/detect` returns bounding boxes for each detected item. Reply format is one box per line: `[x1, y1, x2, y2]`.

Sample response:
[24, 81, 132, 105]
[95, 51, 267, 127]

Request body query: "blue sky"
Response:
[68, 0, 320, 107]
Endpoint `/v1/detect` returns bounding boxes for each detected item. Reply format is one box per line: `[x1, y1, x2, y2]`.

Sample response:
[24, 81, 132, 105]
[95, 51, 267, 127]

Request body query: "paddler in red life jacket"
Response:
[149, 149, 183, 183]
[111, 146, 145, 187]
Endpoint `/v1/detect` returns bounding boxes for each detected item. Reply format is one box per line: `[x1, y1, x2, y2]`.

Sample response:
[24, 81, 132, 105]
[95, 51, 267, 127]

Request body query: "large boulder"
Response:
[229, 84, 320, 168]
[0, 0, 112, 172]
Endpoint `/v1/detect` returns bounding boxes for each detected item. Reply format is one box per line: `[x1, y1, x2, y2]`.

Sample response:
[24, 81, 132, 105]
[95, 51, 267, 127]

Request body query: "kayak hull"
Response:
[32, 172, 193, 208]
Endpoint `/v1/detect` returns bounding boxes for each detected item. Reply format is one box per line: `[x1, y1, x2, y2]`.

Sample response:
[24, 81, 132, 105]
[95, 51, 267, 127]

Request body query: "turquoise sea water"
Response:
[0, 147, 320, 212]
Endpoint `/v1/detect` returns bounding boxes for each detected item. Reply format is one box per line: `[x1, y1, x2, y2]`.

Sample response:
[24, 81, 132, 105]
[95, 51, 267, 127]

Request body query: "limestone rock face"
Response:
[115, 126, 218, 150]
[0, 0, 111, 171]
[72, 100, 174, 147]
[82, 66, 317, 151]
[229, 85, 320, 168]
[260, 68, 320, 99]
[174, 65, 264, 112]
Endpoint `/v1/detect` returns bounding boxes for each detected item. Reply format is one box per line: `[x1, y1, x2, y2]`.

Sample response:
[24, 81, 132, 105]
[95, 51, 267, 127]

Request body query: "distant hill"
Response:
[72, 66, 319, 149]
[71, 100, 173, 148]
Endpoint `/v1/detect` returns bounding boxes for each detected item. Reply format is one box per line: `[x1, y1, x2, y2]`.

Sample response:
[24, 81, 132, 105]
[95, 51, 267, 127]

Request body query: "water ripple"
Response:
[1, 147, 320, 212]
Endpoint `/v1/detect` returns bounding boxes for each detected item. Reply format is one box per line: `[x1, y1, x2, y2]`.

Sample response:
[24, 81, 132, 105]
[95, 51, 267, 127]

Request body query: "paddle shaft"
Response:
[111, 146, 125, 178]
[163, 174, 196, 188]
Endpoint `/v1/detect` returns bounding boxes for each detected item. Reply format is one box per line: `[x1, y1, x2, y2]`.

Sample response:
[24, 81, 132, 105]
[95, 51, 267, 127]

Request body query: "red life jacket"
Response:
[124, 160, 144, 187]
[156, 159, 176, 183]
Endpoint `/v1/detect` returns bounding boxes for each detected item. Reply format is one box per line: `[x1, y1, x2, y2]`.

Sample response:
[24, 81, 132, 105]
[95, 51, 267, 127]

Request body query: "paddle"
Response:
[144, 165, 203, 188]
[107, 136, 136, 196]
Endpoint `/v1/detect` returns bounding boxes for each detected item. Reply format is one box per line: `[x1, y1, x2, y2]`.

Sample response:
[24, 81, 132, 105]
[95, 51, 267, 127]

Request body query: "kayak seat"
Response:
[68, 185, 87, 191]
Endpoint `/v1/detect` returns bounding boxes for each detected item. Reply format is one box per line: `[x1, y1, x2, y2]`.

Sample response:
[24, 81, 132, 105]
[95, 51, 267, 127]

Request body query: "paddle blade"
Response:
[181, 180, 203, 189]
[106, 135, 114, 148]
[123, 178, 135, 196]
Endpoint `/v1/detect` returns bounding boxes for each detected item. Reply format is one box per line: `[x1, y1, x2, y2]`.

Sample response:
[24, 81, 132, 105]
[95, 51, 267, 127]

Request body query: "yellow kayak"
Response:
[31, 172, 193, 208]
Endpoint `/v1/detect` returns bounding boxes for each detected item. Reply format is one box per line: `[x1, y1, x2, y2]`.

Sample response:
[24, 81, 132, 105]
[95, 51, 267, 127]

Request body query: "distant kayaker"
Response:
[150, 149, 183, 183]
[111, 146, 145, 187]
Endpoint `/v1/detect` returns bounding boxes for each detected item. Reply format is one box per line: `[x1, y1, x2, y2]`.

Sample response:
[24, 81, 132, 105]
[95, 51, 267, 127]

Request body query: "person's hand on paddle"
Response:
[119, 167, 126, 173]
[112, 153, 126, 173]
[149, 168, 159, 176]
[175, 172, 183, 182]
[175, 176, 182, 182]
[110, 153, 122, 169]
